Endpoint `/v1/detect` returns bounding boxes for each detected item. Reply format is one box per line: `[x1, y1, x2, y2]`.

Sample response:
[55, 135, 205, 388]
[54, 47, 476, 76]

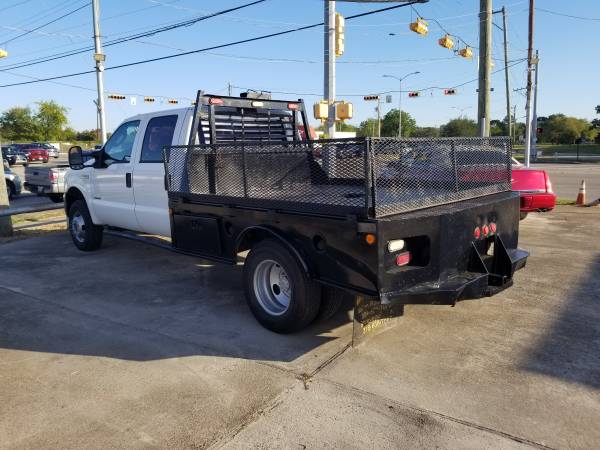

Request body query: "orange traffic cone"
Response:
[576, 180, 586, 206]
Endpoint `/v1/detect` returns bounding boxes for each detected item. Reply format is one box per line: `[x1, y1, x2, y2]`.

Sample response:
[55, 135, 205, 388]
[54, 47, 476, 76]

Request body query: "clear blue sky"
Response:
[0, 0, 597, 132]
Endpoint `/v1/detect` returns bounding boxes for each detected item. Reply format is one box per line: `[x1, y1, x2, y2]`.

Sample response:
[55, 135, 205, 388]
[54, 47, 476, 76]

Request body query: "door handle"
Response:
[126, 172, 132, 188]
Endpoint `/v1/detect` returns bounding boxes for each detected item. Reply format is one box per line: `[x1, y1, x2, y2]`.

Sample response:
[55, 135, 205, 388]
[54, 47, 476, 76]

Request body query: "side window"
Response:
[140, 115, 178, 163]
[103, 120, 140, 166]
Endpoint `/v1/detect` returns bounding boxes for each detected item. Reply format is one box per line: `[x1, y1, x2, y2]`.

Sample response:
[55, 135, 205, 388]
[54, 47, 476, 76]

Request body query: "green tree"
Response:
[0, 106, 38, 140]
[36, 100, 68, 141]
[490, 119, 507, 136]
[539, 114, 591, 144]
[440, 117, 478, 137]
[75, 129, 98, 141]
[357, 118, 379, 137]
[380, 109, 416, 137]
[411, 126, 440, 137]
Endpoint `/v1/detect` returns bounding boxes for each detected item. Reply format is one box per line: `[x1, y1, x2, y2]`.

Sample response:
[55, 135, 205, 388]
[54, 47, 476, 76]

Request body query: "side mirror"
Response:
[68, 146, 84, 170]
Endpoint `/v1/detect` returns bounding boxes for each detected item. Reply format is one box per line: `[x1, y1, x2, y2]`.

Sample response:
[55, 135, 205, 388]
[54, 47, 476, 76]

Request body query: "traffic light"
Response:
[409, 18, 428, 36]
[363, 95, 380, 101]
[107, 94, 126, 100]
[408, 92, 420, 98]
[144, 97, 156, 103]
[336, 101, 353, 120]
[438, 34, 454, 50]
[0, 48, 8, 59]
[444, 89, 457, 95]
[458, 47, 473, 58]
[536, 127, 543, 134]
[314, 101, 329, 120]
[167, 99, 179, 104]
[335, 13, 345, 57]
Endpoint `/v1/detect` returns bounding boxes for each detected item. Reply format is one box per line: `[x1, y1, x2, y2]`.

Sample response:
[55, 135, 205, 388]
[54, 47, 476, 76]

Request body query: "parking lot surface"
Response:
[1, 206, 599, 449]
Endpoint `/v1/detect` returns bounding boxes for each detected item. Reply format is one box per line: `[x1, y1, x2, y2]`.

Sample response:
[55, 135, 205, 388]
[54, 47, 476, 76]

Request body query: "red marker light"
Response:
[287, 103, 299, 110]
[209, 97, 223, 105]
[482, 225, 490, 237]
[474, 227, 481, 239]
[490, 222, 497, 234]
[396, 252, 412, 266]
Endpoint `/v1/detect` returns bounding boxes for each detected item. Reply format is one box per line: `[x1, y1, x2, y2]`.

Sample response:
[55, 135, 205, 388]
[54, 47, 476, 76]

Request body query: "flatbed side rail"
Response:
[164, 137, 512, 219]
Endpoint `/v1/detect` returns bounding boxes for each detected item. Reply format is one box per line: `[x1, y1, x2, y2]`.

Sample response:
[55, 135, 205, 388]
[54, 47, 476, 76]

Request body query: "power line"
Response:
[0, 0, 35, 14]
[0, 0, 270, 72]
[0, 0, 424, 88]
[0, 1, 90, 46]
[536, 7, 600, 21]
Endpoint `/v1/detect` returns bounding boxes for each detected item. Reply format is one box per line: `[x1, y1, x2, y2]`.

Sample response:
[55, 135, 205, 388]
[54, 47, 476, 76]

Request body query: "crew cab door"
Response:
[91, 120, 141, 230]
[132, 114, 180, 236]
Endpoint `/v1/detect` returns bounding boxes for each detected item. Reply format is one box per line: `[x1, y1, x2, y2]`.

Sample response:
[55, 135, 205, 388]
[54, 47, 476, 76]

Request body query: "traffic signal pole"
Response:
[92, 0, 107, 145]
[324, 1, 336, 139]
[477, 0, 492, 137]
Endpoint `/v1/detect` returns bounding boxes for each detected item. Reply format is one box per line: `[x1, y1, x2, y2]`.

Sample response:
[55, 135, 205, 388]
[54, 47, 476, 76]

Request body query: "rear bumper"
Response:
[381, 238, 528, 305]
[519, 192, 556, 212]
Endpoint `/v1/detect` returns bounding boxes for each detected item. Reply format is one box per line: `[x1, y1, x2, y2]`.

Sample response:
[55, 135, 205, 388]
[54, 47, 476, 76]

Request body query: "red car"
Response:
[24, 148, 49, 164]
[511, 159, 556, 219]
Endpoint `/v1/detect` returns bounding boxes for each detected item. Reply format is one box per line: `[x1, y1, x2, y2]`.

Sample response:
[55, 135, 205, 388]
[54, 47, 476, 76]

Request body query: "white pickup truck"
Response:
[65, 108, 190, 246]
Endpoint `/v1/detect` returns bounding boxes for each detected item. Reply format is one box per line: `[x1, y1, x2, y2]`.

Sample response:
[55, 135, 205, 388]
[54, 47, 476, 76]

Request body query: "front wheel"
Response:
[520, 212, 528, 221]
[6, 181, 15, 200]
[244, 239, 321, 333]
[68, 200, 103, 251]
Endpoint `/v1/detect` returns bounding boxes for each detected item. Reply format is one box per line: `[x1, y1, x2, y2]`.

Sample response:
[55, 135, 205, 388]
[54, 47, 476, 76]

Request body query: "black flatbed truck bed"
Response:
[164, 91, 528, 333]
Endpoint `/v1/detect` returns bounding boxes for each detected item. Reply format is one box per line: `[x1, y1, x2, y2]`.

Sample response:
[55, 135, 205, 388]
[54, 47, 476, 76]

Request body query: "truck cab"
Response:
[65, 107, 194, 238]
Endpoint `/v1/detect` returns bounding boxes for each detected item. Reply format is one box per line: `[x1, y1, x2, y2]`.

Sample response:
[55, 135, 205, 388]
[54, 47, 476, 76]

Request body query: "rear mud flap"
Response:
[352, 296, 404, 347]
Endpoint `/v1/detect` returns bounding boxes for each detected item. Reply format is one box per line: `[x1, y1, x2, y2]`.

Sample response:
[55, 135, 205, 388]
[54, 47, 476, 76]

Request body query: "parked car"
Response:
[24, 164, 67, 202]
[4, 166, 22, 200]
[511, 158, 556, 219]
[2, 145, 29, 166]
[25, 148, 49, 164]
[31, 142, 60, 158]
[64, 92, 528, 333]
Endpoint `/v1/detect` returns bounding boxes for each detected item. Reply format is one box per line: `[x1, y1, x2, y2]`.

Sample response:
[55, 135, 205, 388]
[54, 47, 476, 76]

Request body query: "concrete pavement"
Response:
[1, 206, 599, 449]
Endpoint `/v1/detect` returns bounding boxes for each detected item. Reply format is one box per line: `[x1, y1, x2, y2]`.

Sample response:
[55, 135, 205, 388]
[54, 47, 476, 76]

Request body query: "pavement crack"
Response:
[322, 379, 557, 450]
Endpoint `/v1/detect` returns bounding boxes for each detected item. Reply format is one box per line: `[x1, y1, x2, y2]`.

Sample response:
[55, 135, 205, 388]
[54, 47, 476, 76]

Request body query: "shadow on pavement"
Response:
[520, 255, 600, 389]
[0, 232, 353, 367]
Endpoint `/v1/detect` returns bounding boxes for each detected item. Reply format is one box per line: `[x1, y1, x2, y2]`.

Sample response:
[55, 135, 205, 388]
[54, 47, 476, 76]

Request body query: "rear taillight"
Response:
[482, 225, 490, 237]
[395, 252, 412, 266]
[490, 222, 497, 234]
[474, 227, 481, 239]
[49, 171, 58, 182]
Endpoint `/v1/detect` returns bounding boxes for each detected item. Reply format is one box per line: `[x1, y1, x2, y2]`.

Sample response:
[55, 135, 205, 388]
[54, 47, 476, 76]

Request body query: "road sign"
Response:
[385, 95, 392, 103]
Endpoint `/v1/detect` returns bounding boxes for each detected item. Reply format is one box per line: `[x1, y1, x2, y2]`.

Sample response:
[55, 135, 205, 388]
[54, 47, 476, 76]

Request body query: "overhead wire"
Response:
[0, 0, 426, 88]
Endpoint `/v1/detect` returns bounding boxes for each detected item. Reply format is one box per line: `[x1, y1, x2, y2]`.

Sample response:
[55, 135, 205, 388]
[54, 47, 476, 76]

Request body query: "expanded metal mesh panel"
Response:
[370, 137, 512, 216]
[164, 137, 511, 218]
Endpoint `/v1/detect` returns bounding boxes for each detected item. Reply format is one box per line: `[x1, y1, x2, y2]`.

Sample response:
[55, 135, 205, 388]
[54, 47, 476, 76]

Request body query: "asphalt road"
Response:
[1, 206, 599, 449]
[532, 163, 600, 201]
[7, 155, 67, 208]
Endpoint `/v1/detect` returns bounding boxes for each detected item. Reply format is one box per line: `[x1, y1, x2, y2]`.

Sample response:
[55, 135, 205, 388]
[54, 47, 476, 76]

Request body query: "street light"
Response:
[382, 71, 420, 138]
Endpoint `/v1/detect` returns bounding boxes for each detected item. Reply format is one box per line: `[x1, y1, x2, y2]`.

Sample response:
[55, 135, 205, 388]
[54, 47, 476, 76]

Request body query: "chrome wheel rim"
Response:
[253, 259, 292, 316]
[70, 211, 86, 243]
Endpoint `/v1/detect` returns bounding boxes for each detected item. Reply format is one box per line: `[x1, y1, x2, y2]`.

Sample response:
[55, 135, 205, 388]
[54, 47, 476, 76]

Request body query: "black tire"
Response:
[68, 200, 103, 251]
[317, 287, 348, 321]
[43, 159, 48, 164]
[48, 194, 64, 203]
[243, 239, 321, 333]
[520, 212, 528, 221]
[6, 181, 15, 200]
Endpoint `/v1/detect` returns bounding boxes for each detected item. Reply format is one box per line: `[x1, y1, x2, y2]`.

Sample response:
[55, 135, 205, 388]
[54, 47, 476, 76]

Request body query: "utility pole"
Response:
[92, 0, 107, 145]
[228, 82, 232, 96]
[324, 1, 336, 139]
[513, 104, 517, 142]
[501, 7, 511, 141]
[524, 0, 534, 167]
[377, 97, 381, 137]
[531, 49, 539, 160]
[477, 0, 492, 137]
